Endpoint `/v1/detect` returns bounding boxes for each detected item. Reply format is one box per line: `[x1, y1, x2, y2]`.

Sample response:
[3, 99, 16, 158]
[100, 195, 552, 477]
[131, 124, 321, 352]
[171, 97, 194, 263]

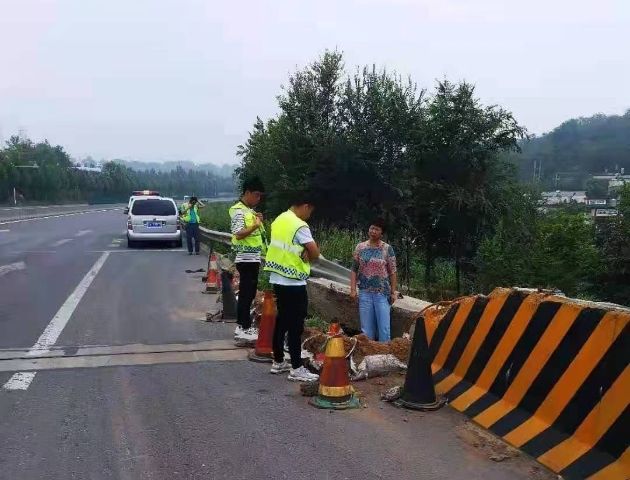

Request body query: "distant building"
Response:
[72, 161, 103, 173]
[591, 172, 630, 193]
[591, 208, 619, 218]
[541, 190, 587, 206]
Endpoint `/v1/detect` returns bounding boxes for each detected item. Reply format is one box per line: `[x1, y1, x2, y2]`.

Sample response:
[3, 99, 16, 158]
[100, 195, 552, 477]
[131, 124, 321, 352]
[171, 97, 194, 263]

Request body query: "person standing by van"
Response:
[181, 196, 205, 255]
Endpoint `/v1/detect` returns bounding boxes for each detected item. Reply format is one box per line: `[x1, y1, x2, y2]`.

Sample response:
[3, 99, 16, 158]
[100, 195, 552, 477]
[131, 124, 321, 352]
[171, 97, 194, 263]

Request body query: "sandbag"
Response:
[351, 354, 407, 381]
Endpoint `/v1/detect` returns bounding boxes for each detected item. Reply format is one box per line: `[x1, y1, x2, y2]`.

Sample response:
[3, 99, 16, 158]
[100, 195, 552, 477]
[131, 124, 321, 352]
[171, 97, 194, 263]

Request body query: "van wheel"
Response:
[175, 239, 183, 248]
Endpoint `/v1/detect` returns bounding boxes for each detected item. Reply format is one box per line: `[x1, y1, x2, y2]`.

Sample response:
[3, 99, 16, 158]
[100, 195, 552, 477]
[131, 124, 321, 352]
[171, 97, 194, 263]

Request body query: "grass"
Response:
[314, 225, 363, 268]
[198, 201, 232, 232]
[305, 314, 330, 332]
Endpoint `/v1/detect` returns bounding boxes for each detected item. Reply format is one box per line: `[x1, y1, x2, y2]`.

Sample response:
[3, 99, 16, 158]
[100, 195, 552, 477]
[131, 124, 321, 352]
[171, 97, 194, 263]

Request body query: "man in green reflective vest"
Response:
[264, 192, 320, 382]
[229, 177, 266, 340]
[181, 196, 205, 255]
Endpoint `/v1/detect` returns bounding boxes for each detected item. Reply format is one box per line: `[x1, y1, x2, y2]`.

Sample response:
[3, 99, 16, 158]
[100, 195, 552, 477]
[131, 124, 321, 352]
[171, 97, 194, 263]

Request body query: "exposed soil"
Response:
[302, 331, 411, 366]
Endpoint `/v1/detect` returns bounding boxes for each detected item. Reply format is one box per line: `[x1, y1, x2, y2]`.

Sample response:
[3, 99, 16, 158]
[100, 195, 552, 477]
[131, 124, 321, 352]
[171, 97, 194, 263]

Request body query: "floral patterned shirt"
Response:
[352, 241, 397, 294]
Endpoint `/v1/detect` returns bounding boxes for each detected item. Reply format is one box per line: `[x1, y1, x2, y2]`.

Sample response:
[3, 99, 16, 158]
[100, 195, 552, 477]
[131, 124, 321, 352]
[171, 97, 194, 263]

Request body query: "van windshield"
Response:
[131, 199, 176, 216]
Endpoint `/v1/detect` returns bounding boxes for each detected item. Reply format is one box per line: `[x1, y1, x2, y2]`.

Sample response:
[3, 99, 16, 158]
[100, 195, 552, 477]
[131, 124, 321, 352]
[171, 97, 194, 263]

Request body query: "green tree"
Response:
[594, 184, 630, 305]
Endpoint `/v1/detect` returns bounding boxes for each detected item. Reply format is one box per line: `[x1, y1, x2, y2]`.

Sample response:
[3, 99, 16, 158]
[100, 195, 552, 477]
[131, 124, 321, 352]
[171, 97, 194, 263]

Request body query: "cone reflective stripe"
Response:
[205, 252, 220, 293]
[395, 316, 445, 411]
[309, 323, 360, 410]
[249, 291, 275, 363]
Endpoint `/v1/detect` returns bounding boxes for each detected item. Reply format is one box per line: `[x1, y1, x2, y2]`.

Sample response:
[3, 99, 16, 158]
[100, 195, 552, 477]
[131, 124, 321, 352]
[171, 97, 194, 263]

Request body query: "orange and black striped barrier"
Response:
[309, 323, 360, 410]
[420, 288, 629, 480]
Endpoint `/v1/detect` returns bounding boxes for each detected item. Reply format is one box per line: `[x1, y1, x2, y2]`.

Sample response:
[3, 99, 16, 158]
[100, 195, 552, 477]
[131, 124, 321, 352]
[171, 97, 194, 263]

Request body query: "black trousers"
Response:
[272, 284, 308, 369]
[236, 262, 259, 329]
[185, 223, 200, 253]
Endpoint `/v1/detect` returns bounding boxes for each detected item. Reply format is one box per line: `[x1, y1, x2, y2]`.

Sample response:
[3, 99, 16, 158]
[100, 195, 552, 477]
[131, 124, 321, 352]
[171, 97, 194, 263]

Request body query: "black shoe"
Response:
[195, 251, 200, 255]
[188, 252, 193, 255]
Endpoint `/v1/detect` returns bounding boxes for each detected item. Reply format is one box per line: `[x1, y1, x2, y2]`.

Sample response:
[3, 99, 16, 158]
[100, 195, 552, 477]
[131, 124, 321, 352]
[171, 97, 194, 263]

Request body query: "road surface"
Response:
[0, 210, 553, 480]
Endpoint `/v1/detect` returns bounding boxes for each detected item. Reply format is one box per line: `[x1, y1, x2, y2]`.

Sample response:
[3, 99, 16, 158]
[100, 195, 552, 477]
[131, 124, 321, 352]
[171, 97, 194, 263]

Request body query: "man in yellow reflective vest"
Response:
[264, 193, 320, 382]
[229, 177, 266, 340]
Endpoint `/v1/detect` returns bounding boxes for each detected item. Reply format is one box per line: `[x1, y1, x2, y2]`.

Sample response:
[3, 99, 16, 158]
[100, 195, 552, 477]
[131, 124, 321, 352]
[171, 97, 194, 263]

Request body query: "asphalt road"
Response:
[0, 210, 552, 480]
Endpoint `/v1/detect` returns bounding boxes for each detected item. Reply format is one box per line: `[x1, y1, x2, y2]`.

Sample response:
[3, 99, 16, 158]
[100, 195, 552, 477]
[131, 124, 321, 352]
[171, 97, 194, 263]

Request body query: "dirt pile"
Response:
[302, 331, 411, 365]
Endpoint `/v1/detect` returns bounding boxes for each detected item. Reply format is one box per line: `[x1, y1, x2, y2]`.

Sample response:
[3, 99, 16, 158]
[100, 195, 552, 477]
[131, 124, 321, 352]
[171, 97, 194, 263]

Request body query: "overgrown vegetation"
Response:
[230, 50, 629, 306]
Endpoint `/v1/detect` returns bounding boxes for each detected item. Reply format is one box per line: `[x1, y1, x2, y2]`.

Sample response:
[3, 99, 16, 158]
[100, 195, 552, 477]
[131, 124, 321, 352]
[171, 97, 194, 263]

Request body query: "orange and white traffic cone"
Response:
[248, 290, 276, 363]
[204, 252, 221, 293]
[309, 323, 360, 410]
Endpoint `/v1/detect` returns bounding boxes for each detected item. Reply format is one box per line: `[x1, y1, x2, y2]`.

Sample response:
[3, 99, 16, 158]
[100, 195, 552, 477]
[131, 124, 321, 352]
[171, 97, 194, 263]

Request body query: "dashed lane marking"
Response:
[2, 252, 110, 391]
[0, 261, 26, 278]
[2, 372, 36, 390]
[75, 229, 93, 237]
[51, 238, 73, 247]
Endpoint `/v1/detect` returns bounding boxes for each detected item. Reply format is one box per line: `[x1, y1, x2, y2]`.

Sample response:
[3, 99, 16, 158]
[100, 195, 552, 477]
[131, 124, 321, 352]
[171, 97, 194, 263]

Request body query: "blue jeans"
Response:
[185, 223, 200, 253]
[358, 290, 391, 342]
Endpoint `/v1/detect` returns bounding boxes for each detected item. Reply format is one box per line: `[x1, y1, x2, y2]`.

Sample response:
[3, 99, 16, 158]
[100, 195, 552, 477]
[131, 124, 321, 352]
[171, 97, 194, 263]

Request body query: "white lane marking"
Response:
[0, 229, 10, 233]
[0, 261, 26, 278]
[75, 229, 93, 237]
[0, 208, 121, 225]
[51, 238, 73, 247]
[2, 252, 110, 391]
[92, 249, 187, 253]
[2, 372, 36, 390]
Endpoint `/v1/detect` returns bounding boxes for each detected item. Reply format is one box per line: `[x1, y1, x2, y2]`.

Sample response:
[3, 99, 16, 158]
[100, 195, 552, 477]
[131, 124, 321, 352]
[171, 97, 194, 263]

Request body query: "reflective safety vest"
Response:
[181, 203, 200, 223]
[264, 209, 310, 281]
[228, 201, 265, 255]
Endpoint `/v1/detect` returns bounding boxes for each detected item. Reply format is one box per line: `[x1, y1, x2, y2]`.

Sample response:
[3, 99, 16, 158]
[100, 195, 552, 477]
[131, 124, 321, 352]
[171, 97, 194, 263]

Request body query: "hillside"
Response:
[515, 110, 630, 188]
[114, 160, 236, 178]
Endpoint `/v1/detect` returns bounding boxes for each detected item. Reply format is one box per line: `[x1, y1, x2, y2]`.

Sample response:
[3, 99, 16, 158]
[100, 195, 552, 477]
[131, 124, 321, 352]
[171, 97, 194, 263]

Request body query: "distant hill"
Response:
[515, 110, 630, 189]
[113, 160, 236, 178]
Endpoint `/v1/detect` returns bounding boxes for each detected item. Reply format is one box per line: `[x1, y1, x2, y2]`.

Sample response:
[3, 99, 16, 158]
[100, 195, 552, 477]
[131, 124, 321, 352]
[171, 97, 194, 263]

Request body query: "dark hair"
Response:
[290, 190, 317, 207]
[242, 177, 265, 194]
[370, 217, 386, 233]
[190, 196, 198, 203]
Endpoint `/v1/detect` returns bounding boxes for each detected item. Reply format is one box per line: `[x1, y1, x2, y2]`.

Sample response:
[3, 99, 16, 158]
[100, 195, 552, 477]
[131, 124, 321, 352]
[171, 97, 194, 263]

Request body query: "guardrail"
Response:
[198, 225, 351, 284]
[0, 203, 124, 223]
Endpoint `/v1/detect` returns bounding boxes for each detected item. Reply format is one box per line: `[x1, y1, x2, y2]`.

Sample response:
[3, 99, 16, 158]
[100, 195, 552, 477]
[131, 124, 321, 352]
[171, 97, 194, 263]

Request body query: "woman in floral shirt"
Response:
[350, 218, 398, 342]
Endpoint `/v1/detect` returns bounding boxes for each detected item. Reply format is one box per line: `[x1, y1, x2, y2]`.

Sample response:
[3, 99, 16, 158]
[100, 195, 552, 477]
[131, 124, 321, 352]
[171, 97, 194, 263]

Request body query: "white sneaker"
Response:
[236, 327, 258, 341]
[288, 366, 319, 382]
[234, 326, 244, 338]
[244, 327, 258, 337]
[270, 360, 291, 374]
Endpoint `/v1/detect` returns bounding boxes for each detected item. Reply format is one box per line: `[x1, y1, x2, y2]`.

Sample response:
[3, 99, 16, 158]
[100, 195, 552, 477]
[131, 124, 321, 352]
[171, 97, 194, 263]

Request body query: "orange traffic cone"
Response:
[309, 323, 360, 410]
[248, 290, 276, 363]
[204, 252, 221, 293]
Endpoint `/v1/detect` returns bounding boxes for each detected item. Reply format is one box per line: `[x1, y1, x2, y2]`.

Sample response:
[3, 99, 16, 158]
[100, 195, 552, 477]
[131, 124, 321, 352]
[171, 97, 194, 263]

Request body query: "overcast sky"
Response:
[1, 0, 628, 165]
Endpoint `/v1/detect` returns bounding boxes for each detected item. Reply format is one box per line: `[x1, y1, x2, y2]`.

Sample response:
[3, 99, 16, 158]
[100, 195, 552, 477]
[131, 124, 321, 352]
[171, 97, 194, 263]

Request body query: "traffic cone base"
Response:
[309, 394, 360, 410]
[394, 396, 445, 411]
